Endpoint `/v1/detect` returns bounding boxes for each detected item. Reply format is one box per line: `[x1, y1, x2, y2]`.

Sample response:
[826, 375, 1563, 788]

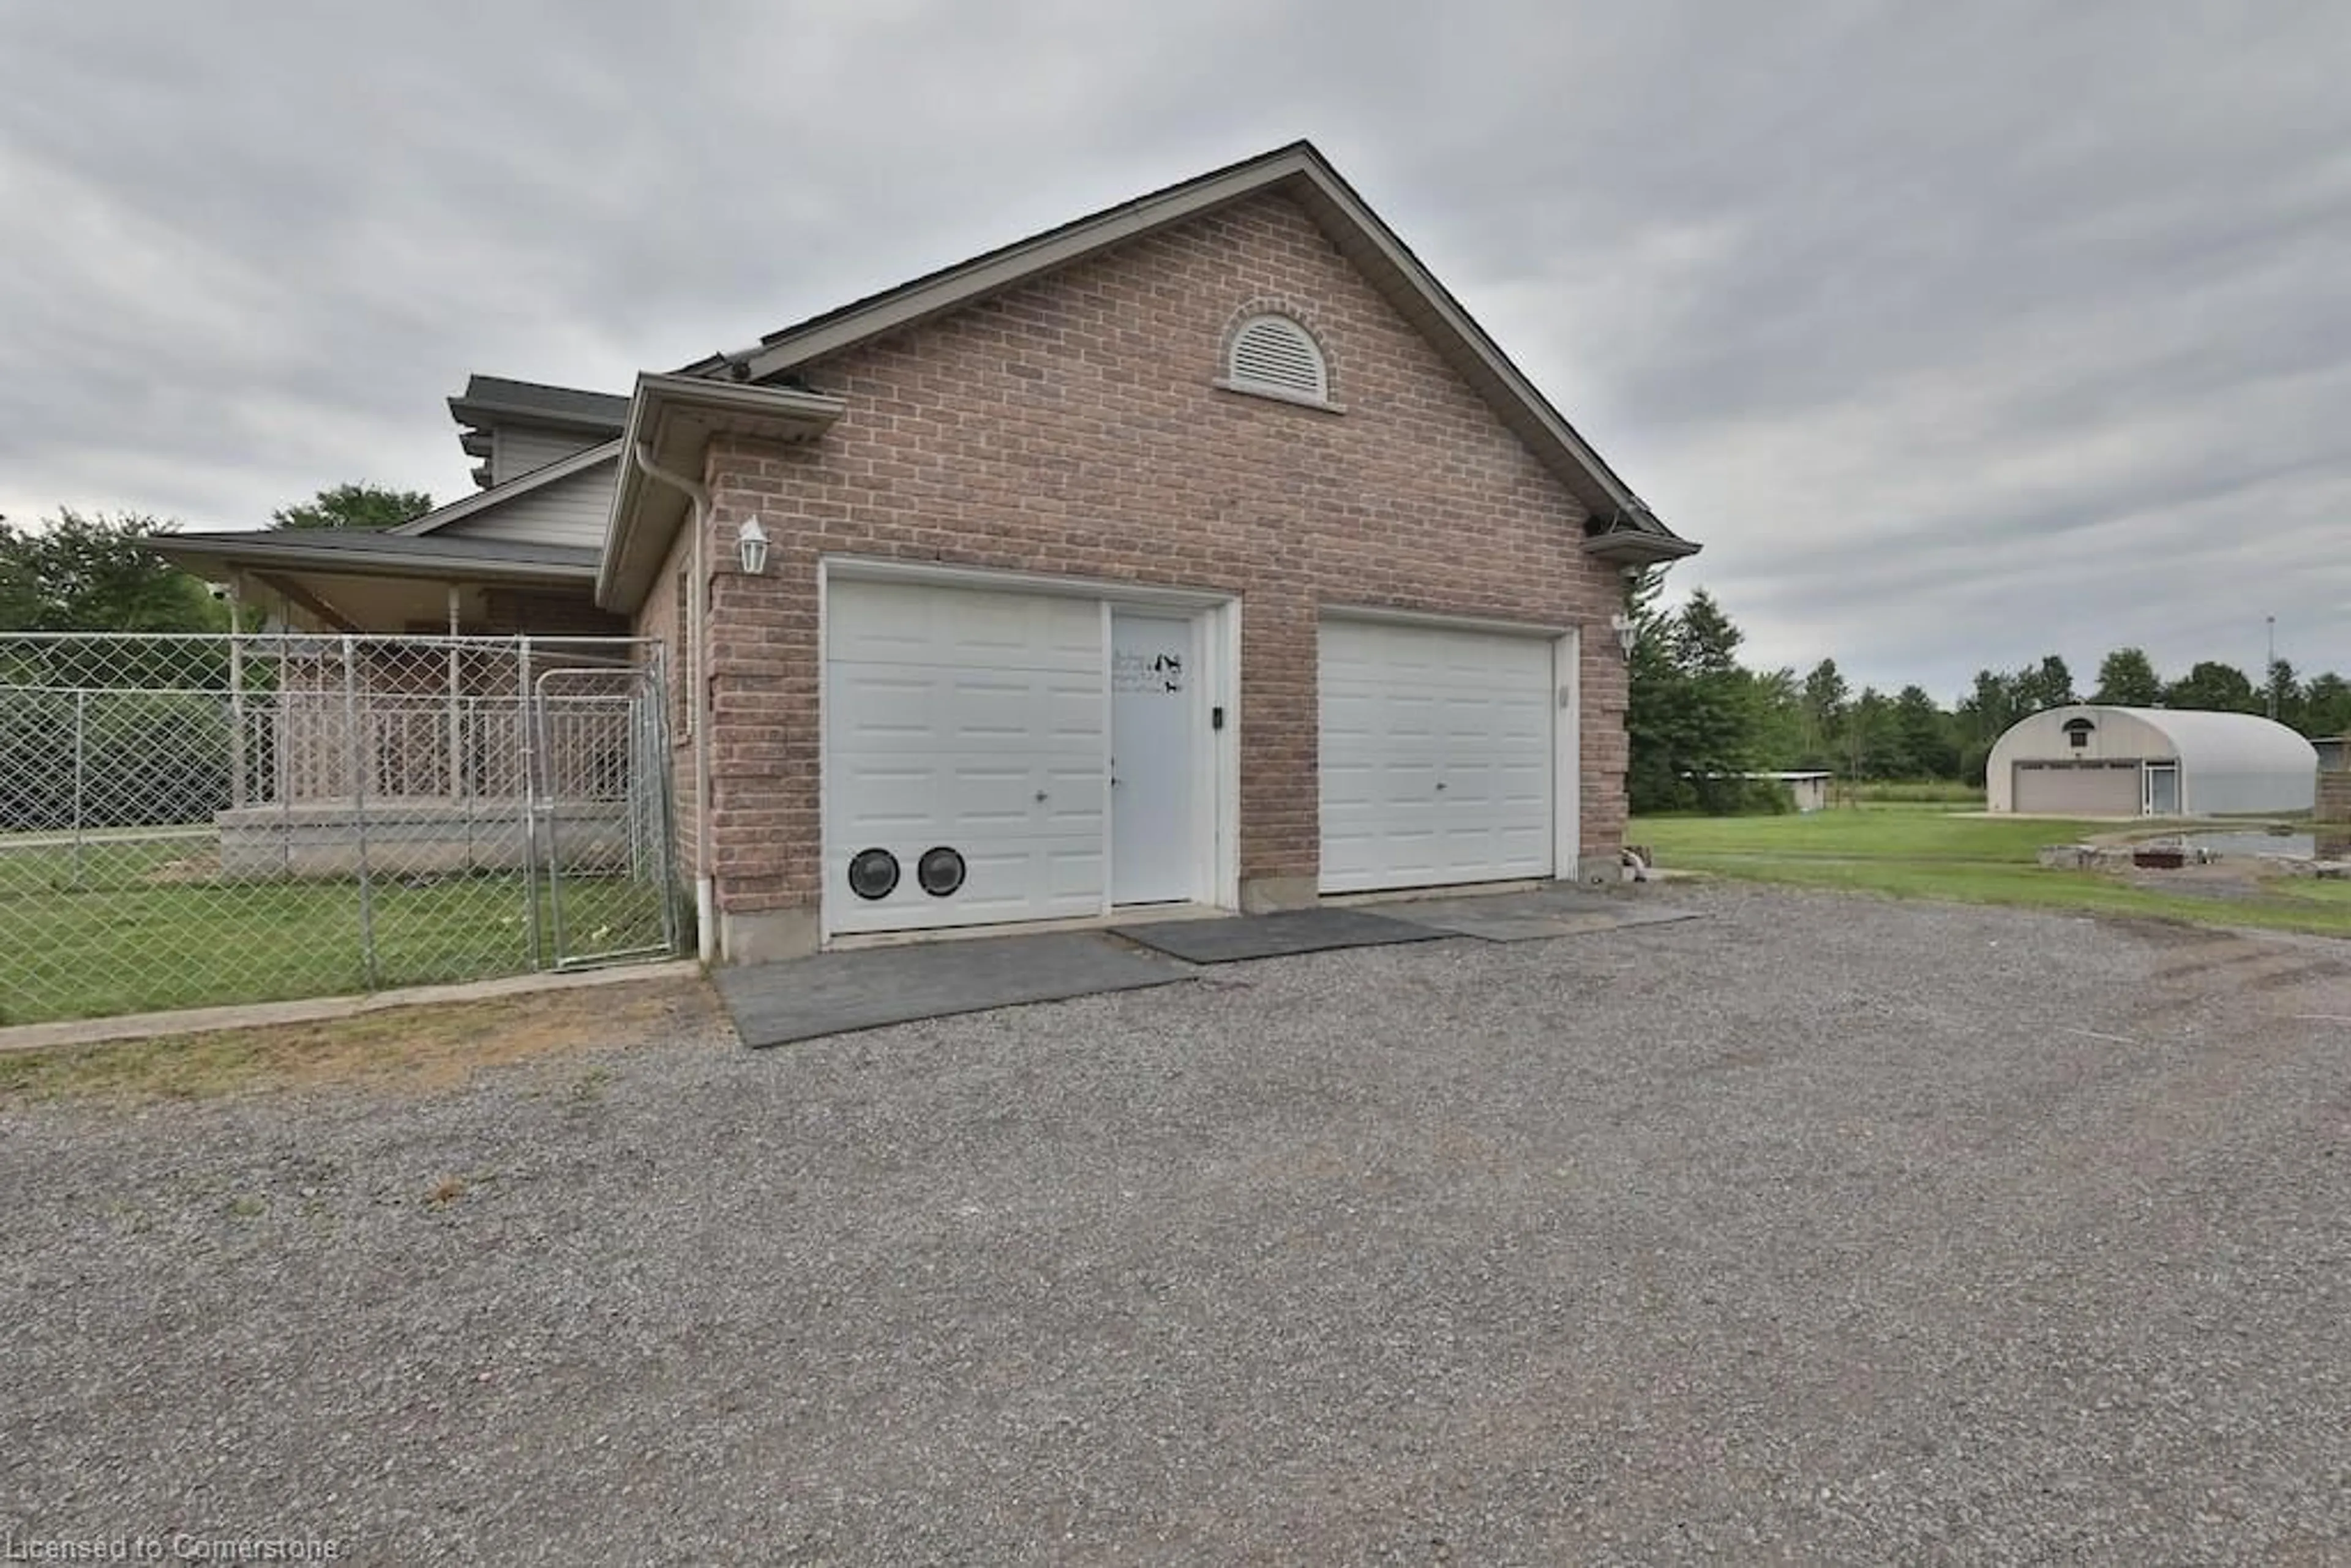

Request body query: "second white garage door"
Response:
[1318, 619, 1556, 893]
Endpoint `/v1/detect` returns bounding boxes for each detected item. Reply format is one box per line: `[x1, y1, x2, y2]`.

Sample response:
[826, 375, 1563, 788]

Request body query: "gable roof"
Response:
[681, 140, 1692, 562]
[396, 440, 620, 538]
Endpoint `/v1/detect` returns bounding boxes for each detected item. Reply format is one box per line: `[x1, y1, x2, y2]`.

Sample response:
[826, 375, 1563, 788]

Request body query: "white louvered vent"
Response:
[1227, 315, 1329, 401]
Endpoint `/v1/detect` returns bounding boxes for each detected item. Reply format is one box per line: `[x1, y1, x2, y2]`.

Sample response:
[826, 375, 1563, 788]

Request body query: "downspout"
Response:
[630, 440, 718, 964]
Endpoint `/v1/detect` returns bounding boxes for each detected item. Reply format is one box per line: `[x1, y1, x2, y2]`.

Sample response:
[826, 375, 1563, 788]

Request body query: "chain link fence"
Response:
[0, 632, 679, 1027]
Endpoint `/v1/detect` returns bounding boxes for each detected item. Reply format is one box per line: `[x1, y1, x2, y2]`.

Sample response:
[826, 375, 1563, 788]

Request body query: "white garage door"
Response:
[2013, 760, 2142, 816]
[1318, 620, 1555, 893]
[825, 579, 1106, 934]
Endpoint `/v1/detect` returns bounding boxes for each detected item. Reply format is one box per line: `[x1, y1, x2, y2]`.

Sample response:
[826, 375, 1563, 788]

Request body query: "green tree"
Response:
[1953, 669, 2019, 785]
[1845, 688, 1903, 779]
[0, 510, 226, 632]
[1744, 666, 1807, 771]
[1891, 685, 1959, 778]
[1622, 569, 1685, 812]
[1799, 659, 1850, 767]
[1623, 578, 1761, 813]
[2264, 659, 2302, 727]
[1670, 588, 1742, 676]
[271, 482, 432, 531]
[2164, 660, 2259, 713]
[2011, 654, 2077, 713]
[2301, 672, 2351, 737]
[2093, 647, 2162, 706]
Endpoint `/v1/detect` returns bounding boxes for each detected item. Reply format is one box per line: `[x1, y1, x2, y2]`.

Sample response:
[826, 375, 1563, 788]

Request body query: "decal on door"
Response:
[1113, 648, 1184, 694]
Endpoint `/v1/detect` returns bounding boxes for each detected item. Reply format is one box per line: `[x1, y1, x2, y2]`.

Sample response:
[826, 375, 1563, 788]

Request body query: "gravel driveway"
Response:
[5, 884, 2349, 1564]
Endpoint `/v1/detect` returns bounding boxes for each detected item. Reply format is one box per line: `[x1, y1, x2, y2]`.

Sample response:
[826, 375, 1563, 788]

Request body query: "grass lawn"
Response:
[0, 975, 707, 1106]
[1, 835, 671, 1026]
[1631, 806, 2351, 938]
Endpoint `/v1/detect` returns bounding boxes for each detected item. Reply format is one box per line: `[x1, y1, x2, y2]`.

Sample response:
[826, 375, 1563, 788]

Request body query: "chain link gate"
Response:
[528, 660, 678, 970]
[0, 632, 680, 1027]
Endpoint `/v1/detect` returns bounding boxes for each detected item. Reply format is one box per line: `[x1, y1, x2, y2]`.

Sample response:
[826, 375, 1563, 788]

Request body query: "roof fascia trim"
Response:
[148, 534, 599, 586]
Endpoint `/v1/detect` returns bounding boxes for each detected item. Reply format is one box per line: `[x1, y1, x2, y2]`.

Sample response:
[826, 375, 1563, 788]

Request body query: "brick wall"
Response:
[689, 191, 1633, 923]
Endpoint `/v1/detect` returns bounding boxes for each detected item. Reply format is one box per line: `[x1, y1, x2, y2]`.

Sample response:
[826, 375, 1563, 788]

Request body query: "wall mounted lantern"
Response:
[1609, 612, 1638, 658]
[737, 517, 771, 576]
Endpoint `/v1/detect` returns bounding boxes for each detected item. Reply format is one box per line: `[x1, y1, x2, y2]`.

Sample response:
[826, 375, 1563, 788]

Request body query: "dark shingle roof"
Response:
[447, 375, 628, 435]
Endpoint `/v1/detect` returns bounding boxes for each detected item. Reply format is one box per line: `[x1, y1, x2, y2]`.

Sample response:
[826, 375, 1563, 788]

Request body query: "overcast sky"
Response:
[2, 1, 2344, 697]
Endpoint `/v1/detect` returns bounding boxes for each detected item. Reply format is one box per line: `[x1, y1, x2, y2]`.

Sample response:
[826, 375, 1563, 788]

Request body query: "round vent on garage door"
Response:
[847, 848, 900, 900]
[917, 846, 966, 898]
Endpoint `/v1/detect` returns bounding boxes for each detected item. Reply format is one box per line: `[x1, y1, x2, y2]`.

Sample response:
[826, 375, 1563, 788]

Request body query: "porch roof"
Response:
[149, 529, 602, 635]
[152, 528, 598, 585]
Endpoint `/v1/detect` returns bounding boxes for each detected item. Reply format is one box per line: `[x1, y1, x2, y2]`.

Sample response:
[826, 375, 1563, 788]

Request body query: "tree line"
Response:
[1627, 575, 2351, 814]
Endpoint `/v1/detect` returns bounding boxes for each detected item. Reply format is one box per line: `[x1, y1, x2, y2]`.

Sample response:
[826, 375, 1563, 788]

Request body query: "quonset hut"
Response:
[1986, 705, 2317, 817]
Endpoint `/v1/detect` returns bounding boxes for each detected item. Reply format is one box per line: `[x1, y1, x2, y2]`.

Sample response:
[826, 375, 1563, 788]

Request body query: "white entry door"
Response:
[1318, 619, 1555, 893]
[825, 579, 1107, 935]
[1111, 610, 1200, 904]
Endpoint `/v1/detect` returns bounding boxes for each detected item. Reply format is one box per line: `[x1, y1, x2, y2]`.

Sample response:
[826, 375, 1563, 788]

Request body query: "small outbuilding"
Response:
[1986, 705, 2317, 817]
[1753, 771, 1832, 812]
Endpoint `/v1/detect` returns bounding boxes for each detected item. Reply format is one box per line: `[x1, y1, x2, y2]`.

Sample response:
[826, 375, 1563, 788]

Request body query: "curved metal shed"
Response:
[1986, 705, 2317, 817]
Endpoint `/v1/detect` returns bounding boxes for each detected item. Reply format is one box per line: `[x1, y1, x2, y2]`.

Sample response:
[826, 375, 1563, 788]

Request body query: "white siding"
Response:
[445, 459, 618, 549]
[492, 427, 606, 486]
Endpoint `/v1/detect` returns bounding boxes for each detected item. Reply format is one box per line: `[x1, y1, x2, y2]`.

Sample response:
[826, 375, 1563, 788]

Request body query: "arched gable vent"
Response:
[1227, 314, 1329, 401]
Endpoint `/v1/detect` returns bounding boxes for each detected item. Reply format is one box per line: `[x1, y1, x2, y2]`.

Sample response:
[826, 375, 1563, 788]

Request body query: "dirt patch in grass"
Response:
[0, 974, 718, 1107]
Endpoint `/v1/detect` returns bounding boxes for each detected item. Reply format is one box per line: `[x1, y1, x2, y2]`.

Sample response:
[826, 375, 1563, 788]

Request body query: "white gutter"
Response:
[629, 439, 719, 966]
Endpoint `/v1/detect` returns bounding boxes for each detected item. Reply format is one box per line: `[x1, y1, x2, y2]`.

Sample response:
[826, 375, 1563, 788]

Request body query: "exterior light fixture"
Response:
[1609, 612, 1638, 658]
[737, 516, 771, 576]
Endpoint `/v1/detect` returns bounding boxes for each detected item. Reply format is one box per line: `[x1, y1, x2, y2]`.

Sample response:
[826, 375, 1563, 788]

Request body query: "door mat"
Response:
[719, 931, 1191, 1048]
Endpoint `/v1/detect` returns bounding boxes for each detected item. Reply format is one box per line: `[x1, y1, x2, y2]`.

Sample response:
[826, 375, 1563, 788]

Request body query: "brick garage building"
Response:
[168, 143, 1699, 963]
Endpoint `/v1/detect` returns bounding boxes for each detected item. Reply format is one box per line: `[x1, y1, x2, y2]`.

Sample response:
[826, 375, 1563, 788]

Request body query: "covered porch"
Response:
[146, 529, 653, 880]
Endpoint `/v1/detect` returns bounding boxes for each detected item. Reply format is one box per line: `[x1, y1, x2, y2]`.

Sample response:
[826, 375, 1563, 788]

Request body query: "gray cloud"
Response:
[1, 0, 2344, 699]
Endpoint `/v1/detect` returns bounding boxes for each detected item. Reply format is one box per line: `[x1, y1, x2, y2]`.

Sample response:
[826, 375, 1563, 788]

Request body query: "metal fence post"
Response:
[70, 690, 88, 891]
[228, 604, 247, 810]
[518, 636, 542, 970]
[647, 648, 680, 956]
[276, 634, 294, 876]
[343, 636, 379, 989]
[445, 590, 463, 801]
